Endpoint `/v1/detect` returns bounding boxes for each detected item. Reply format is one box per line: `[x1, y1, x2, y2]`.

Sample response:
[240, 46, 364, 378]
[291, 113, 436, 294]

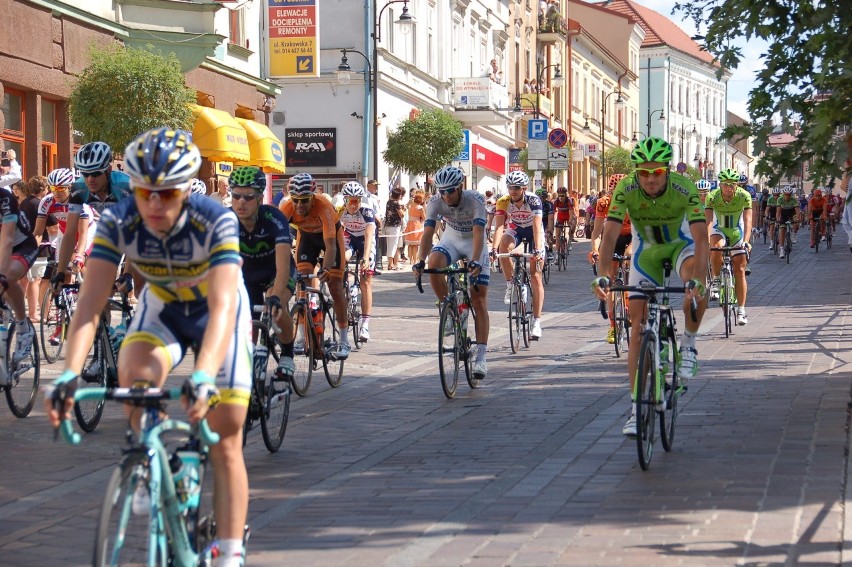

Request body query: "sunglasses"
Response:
[134, 186, 184, 202]
[291, 196, 313, 203]
[720, 182, 737, 188]
[636, 167, 668, 178]
[346, 198, 362, 204]
[438, 187, 457, 196]
[81, 170, 106, 178]
[507, 185, 525, 190]
[49, 185, 70, 192]
[231, 193, 259, 202]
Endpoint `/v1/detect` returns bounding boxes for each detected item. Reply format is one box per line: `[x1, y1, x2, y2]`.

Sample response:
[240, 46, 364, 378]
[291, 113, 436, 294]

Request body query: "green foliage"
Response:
[604, 146, 634, 179]
[383, 108, 464, 177]
[684, 165, 701, 181]
[674, 1, 851, 184]
[69, 44, 195, 153]
[518, 147, 557, 180]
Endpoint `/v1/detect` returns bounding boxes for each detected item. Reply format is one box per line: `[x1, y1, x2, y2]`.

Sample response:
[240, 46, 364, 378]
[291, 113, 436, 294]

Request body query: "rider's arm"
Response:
[471, 224, 485, 264]
[417, 224, 435, 263]
[56, 210, 82, 274]
[269, 242, 292, 302]
[32, 216, 46, 246]
[688, 219, 710, 283]
[595, 220, 621, 279]
[589, 214, 607, 257]
[75, 216, 89, 261]
[0, 220, 15, 278]
[742, 205, 753, 242]
[704, 206, 715, 237]
[532, 213, 544, 252]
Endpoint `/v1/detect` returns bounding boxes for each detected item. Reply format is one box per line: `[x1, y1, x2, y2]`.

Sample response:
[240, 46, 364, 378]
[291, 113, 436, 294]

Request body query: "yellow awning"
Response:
[191, 105, 251, 162]
[234, 118, 286, 173]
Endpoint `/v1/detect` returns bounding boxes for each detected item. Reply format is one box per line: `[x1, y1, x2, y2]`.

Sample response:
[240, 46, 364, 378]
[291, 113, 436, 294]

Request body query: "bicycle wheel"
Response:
[785, 234, 793, 263]
[461, 308, 479, 390]
[346, 282, 363, 349]
[521, 284, 531, 348]
[322, 305, 344, 388]
[559, 247, 568, 271]
[542, 256, 551, 285]
[826, 227, 832, 249]
[659, 329, 679, 452]
[289, 304, 313, 396]
[437, 301, 459, 399]
[720, 272, 731, 338]
[74, 330, 107, 432]
[94, 456, 166, 566]
[613, 292, 627, 358]
[635, 332, 657, 471]
[5, 319, 40, 418]
[508, 284, 521, 354]
[40, 287, 65, 363]
[260, 333, 290, 452]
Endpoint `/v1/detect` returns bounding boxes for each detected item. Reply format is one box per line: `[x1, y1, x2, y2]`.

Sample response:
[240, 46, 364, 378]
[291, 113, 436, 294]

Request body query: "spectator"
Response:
[5, 149, 22, 179]
[523, 79, 532, 94]
[488, 59, 503, 84]
[0, 157, 21, 191]
[404, 189, 425, 264]
[366, 179, 384, 270]
[331, 184, 345, 209]
[383, 187, 405, 270]
[210, 176, 232, 207]
[19, 176, 48, 323]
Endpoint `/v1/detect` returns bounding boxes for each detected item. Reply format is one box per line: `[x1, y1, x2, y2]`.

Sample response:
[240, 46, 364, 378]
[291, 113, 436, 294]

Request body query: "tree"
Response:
[383, 108, 464, 181]
[518, 147, 558, 181]
[69, 44, 195, 153]
[604, 146, 634, 180]
[675, 1, 851, 184]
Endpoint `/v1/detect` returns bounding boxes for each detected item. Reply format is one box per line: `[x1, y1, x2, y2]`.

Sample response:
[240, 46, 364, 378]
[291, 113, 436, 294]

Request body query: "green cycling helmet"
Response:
[535, 188, 548, 198]
[229, 166, 266, 191]
[630, 137, 673, 165]
[718, 168, 739, 183]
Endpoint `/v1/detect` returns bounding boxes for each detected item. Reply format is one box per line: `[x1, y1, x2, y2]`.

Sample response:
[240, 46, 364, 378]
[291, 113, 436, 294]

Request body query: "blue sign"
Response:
[528, 119, 548, 141]
[456, 130, 470, 161]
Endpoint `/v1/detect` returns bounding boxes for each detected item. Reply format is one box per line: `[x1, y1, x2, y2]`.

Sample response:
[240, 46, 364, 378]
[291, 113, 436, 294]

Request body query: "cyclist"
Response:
[46, 128, 251, 566]
[52, 141, 131, 288]
[552, 187, 576, 256]
[588, 173, 631, 344]
[807, 188, 828, 248]
[705, 169, 752, 325]
[493, 171, 546, 340]
[775, 185, 799, 257]
[338, 181, 376, 341]
[591, 137, 708, 436]
[826, 189, 842, 232]
[411, 165, 490, 379]
[535, 188, 555, 263]
[33, 168, 96, 272]
[230, 166, 296, 380]
[190, 178, 208, 196]
[278, 173, 351, 359]
[758, 187, 771, 231]
[738, 174, 759, 230]
[765, 187, 780, 249]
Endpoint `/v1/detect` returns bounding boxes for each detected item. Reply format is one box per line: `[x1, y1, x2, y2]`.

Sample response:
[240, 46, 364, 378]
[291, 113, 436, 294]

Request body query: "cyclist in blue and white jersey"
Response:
[338, 181, 376, 341]
[412, 166, 490, 380]
[47, 128, 251, 567]
[52, 141, 132, 287]
[493, 171, 546, 339]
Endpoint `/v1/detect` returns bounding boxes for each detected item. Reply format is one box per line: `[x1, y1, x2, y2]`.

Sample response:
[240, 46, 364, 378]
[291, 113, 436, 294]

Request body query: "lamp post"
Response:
[534, 62, 564, 119]
[676, 124, 699, 163]
[599, 90, 626, 191]
[630, 130, 645, 143]
[646, 108, 665, 137]
[337, 49, 372, 178]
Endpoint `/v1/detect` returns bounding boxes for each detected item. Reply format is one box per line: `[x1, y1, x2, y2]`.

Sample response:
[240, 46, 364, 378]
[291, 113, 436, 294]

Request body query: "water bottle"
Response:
[308, 292, 319, 311]
[0, 323, 7, 359]
[254, 343, 268, 383]
[457, 297, 470, 335]
[521, 284, 530, 306]
[170, 450, 201, 511]
[350, 283, 360, 303]
[112, 322, 127, 353]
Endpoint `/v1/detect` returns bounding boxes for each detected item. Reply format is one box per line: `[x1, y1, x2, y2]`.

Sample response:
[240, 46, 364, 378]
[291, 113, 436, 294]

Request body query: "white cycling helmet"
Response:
[772, 187, 782, 195]
[696, 179, 712, 192]
[75, 142, 113, 173]
[341, 181, 366, 198]
[190, 178, 208, 196]
[506, 170, 530, 188]
[47, 168, 76, 188]
[782, 185, 794, 194]
[434, 166, 465, 190]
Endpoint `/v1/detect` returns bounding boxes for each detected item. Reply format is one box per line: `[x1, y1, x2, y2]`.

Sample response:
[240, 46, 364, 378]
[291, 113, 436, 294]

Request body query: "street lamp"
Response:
[646, 109, 665, 137]
[534, 62, 564, 119]
[630, 130, 645, 143]
[676, 124, 699, 162]
[600, 90, 626, 191]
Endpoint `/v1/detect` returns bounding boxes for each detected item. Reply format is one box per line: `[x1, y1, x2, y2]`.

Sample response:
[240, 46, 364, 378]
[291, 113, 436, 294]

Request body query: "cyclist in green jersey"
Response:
[705, 169, 753, 325]
[775, 186, 799, 257]
[591, 138, 708, 437]
[765, 188, 780, 249]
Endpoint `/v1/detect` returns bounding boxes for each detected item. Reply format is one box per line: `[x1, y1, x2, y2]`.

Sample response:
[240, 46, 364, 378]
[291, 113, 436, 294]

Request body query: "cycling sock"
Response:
[339, 327, 349, 344]
[282, 341, 294, 358]
[213, 539, 243, 567]
[476, 343, 487, 361]
[681, 330, 697, 350]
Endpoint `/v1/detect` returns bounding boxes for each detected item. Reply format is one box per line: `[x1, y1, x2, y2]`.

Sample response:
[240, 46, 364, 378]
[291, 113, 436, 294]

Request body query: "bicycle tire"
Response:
[39, 287, 65, 364]
[559, 248, 568, 271]
[322, 305, 344, 388]
[508, 284, 521, 354]
[4, 319, 40, 418]
[542, 256, 551, 285]
[260, 331, 290, 452]
[521, 284, 531, 348]
[460, 305, 479, 390]
[613, 292, 626, 358]
[437, 301, 459, 399]
[74, 330, 107, 432]
[659, 326, 679, 452]
[720, 271, 731, 338]
[635, 332, 657, 471]
[785, 234, 793, 263]
[826, 228, 832, 249]
[288, 304, 313, 396]
[346, 281, 363, 349]
[94, 456, 166, 566]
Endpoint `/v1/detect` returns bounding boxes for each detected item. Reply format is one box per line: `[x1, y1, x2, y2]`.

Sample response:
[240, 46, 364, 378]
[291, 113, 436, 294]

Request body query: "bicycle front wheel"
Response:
[613, 292, 628, 358]
[94, 456, 166, 567]
[437, 301, 459, 399]
[542, 256, 551, 285]
[322, 306, 344, 388]
[40, 287, 65, 363]
[5, 319, 40, 418]
[260, 334, 290, 452]
[659, 329, 679, 452]
[635, 332, 657, 471]
[289, 304, 313, 397]
[74, 331, 107, 432]
[521, 285, 531, 348]
[720, 272, 732, 338]
[508, 284, 521, 354]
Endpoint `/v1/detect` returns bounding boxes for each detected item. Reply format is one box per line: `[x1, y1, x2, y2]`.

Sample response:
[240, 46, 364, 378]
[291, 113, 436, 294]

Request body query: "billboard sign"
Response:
[285, 128, 336, 167]
[268, 0, 319, 78]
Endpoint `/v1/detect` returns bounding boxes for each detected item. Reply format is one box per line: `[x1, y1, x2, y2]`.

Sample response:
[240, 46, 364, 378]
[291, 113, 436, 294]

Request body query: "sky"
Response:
[632, 0, 769, 122]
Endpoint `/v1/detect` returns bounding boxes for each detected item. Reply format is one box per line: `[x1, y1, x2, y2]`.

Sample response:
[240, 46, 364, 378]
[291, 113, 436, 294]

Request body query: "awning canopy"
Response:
[235, 118, 286, 173]
[191, 105, 250, 162]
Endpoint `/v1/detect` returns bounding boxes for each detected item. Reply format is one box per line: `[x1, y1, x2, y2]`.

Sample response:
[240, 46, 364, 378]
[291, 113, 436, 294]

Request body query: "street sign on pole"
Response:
[528, 140, 548, 160]
[548, 128, 568, 149]
[528, 119, 548, 141]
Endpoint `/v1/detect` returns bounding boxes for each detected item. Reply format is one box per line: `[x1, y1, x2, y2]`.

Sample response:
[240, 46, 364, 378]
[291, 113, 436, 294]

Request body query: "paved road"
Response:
[1, 231, 850, 566]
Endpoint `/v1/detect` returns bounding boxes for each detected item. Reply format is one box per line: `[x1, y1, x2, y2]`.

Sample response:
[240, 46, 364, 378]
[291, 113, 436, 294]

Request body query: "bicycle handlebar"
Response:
[494, 252, 536, 259]
[416, 267, 477, 294]
[609, 284, 699, 323]
[55, 387, 220, 447]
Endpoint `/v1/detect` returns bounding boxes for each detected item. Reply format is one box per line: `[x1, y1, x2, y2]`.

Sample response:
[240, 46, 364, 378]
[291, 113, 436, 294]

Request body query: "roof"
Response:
[595, 0, 716, 65]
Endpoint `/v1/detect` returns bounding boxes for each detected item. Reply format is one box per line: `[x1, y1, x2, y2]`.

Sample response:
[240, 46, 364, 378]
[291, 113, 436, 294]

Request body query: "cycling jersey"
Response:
[239, 204, 296, 307]
[776, 195, 798, 224]
[540, 199, 554, 231]
[494, 192, 545, 249]
[809, 196, 826, 212]
[595, 195, 631, 237]
[424, 190, 490, 284]
[0, 187, 38, 269]
[765, 196, 779, 218]
[279, 192, 338, 238]
[339, 206, 376, 269]
[553, 196, 575, 224]
[68, 171, 132, 218]
[705, 187, 752, 249]
[37, 193, 91, 233]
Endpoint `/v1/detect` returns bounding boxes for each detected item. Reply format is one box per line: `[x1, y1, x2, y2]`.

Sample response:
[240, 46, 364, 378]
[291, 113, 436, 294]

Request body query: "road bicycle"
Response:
[1, 296, 40, 418]
[53, 384, 246, 566]
[416, 262, 479, 399]
[825, 216, 833, 250]
[243, 302, 290, 453]
[609, 261, 696, 471]
[541, 244, 552, 285]
[710, 246, 744, 338]
[343, 260, 363, 349]
[289, 273, 344, 396]
[812, 217, 827, 253]
[604, 253, 631, 358]
[496, 251, 534, 353]
[40, 280, 79, 364]
[554, 223, 570, 271]
[781, 221, 794, 263]
[73, 288, 135, 432]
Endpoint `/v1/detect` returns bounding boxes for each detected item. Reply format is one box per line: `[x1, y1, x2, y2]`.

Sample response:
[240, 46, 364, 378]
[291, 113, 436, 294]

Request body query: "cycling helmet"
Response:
[434, 166, 465, 189]
[556, 187, 568, 195]
[341, 181, 366, 198]
[189, 178, 208, 196]
[718, 168, 740, 183]
[535, 188, 548, 198]
[505, 170, 529, 188]
[123, 127, 201, 187]
[630, 137, 673, 164]
[229, 166, 266, 191]
[696, 179, 712, 192]
[813, 188, 823, 197]
[47, 168, 76, 188]
[608, 173, 627, 191]
[772, 186, 782, 195]
[738, 173, 748, 184]
[74, 141, 113, 173]
[782, 185, 794, 194]
[288, 172, 317, 196]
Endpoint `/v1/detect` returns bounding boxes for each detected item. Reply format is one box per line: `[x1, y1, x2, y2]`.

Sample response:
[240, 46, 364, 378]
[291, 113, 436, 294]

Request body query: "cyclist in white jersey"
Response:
[338, 181, 377, 341]
[412, 166, 490, 380]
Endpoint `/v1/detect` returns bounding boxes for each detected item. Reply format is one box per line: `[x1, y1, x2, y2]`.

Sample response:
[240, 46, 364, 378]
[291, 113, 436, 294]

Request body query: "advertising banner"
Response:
[268, 0, 319, 78]
[285, 128, 336, 167]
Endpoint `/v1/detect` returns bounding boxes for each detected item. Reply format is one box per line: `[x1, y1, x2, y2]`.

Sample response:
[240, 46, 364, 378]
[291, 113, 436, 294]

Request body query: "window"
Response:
[228, 6, 248, 49]
[427, 2, 436, 75]
[41, 99, 58, 176]
[1, 91, 24, 171]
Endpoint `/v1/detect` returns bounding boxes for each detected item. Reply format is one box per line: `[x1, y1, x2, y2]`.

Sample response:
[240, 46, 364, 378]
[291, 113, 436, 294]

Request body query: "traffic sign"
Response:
[528, 140, 548, 160]
[549, 160, 569, 170]
[528, 119, 548, 141]
[676, 162, 687, 173]
[548, 149, 569, 160]
[548, 128, 568, 149]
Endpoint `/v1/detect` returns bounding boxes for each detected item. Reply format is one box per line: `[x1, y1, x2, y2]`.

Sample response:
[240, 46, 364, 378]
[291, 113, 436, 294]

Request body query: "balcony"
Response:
[537, 14, 569, 44]
[451, 77, 515, 125]
[520, 93, 552, 118]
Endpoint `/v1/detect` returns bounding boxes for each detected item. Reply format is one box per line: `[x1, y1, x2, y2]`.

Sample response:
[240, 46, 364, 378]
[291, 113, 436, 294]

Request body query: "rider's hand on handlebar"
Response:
[43, 370, 78, 430]
[50, 271, 66, 292]
[590, 276, 610, 301]
[467, 261, 482, 279]
[181, 370, 219, 424]
[587, 251, 599, 265]
[684, 278, 706, 302]
[411, 260, 425, 277]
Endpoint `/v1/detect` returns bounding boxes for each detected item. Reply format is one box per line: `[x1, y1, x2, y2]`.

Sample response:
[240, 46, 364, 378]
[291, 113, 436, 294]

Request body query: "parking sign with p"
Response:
[528, 119, 548, 141]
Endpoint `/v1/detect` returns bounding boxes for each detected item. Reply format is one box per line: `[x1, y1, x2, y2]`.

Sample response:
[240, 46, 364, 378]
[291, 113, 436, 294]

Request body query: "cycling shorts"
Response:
[123, 285, 253, 405]
[295, 228, 345, 279]
[432, 232, 490, 286]
[11, 235, 38, 273]
[614, 234, 632, 257]
[344, 234, 377, 272]
[502, 225, 541, 253]
[778, 208, 796, 224]
[628, 239, 694, 300]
